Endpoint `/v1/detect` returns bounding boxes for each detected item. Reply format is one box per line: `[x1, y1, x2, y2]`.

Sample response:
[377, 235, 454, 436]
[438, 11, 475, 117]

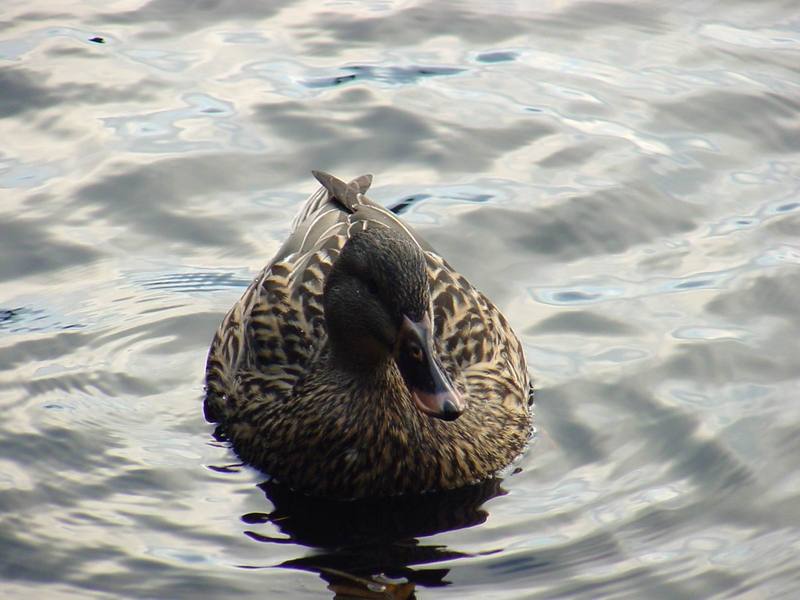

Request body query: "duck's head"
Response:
[323, 226, 465, 421]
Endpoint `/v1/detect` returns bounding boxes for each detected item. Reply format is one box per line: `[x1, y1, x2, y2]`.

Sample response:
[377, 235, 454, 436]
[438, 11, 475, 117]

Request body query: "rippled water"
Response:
[2, 1, 800, 598]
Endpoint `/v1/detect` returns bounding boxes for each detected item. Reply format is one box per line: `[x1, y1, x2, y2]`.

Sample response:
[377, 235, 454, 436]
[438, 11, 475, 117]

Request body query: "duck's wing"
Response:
[205, 174, 359, 414]
[426, 253, 531, 412]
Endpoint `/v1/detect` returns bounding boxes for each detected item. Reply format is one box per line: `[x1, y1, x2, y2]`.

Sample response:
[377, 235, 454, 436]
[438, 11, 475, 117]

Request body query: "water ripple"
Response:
[2, 1, 799, 598]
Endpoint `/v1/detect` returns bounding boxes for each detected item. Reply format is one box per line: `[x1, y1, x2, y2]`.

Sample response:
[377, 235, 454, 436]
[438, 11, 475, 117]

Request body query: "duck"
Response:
[204, 171, 533, 499]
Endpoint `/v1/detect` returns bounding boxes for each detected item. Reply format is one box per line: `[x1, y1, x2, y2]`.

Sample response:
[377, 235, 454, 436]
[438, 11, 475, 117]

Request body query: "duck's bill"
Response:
[411, 387, 464, 421]
[396, 315, 466, 421]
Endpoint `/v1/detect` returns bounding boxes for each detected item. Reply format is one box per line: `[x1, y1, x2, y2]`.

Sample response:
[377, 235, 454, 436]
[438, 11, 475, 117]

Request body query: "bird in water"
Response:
[204, 171, 532, 499]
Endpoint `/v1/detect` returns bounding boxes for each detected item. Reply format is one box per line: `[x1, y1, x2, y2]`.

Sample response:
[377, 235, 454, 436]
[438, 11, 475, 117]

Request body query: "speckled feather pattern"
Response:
[205, 174, 532, 498]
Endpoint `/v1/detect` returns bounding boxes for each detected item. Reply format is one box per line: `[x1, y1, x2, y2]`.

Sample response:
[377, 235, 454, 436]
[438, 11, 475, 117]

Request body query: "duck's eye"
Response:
[408, 343, 423, 362]
[365, 279, 379, 296]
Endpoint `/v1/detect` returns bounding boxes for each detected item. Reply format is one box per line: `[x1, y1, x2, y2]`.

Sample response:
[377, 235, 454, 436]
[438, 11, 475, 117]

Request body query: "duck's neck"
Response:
[323, 345, 417, 422]
[327, 333, 392, 373]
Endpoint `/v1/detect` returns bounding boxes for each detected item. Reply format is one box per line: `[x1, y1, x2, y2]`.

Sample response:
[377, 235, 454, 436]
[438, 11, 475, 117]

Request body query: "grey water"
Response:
[2, 1, 799, 598]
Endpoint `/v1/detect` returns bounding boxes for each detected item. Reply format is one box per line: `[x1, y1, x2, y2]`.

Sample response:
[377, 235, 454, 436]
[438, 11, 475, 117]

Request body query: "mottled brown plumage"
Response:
[204, 171, 532, 499]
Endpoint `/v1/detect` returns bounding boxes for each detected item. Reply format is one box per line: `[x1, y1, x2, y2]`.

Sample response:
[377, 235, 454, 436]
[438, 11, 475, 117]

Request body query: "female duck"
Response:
[205, 171, 532, 499]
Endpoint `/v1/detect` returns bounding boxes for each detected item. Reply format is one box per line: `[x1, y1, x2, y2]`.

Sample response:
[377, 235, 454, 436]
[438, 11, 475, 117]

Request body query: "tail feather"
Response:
[311, 170, 373, 213]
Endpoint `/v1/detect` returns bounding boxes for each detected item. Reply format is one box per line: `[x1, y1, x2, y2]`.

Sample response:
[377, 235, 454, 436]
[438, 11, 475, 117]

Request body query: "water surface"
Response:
[2, 1, 800, 598]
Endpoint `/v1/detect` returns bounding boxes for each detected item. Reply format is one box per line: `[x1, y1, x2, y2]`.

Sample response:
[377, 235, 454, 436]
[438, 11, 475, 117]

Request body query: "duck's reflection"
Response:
[242, 478, 506, 598]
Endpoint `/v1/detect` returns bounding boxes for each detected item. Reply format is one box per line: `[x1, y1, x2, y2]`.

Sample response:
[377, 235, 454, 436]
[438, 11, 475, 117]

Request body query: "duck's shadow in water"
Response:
[241, 477, 506, 598]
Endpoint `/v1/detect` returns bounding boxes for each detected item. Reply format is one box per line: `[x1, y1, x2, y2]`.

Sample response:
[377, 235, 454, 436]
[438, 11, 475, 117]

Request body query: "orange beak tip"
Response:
[412, 389, 465, 421]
